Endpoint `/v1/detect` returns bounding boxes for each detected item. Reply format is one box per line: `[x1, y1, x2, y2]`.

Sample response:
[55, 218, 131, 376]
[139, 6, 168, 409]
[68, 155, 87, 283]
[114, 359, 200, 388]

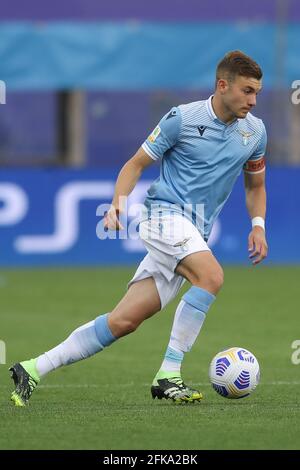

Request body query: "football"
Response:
[209, 347, 260, 399]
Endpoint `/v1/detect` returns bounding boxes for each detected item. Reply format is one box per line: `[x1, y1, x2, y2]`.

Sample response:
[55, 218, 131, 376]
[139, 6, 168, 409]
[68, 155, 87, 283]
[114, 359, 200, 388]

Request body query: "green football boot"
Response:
[151, 371, 203, 404]
[9, 359, 40, 407]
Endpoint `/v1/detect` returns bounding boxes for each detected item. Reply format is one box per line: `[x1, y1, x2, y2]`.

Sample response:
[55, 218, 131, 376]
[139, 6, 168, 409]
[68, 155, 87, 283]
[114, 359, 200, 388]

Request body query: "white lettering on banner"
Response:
[0, 183, 28, 225]
[15, 182, 114, 253]
[4, 179, 221, 255]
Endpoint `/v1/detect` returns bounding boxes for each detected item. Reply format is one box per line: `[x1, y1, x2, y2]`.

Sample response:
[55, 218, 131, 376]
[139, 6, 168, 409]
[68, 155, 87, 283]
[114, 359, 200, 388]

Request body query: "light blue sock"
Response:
[159, 286, 216, 374]
[94, 313, 116, 348]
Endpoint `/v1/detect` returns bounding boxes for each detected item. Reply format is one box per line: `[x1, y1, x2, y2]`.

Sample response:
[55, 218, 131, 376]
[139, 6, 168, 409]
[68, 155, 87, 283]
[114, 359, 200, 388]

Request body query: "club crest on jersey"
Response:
[148, 125, 161, 143]
[238, 130, 254, 146]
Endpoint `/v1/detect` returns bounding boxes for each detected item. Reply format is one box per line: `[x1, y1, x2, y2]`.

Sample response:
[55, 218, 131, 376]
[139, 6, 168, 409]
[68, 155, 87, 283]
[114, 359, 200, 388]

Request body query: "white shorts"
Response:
[128, 211, 210, 309]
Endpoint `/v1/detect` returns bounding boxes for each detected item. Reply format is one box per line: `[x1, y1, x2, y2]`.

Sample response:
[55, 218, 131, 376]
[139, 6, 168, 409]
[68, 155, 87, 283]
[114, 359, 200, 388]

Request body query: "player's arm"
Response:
[244, 167, 268, 265]
[105, 107, 181, 230]
[104, 147, 154, 230]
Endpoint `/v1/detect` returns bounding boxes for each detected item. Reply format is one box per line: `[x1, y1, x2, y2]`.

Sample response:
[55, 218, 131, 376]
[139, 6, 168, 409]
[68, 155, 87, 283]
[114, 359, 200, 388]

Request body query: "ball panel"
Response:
[212, 383, 229, 397]
[209, 347, 259, 399]
[215, 356, 231, 376]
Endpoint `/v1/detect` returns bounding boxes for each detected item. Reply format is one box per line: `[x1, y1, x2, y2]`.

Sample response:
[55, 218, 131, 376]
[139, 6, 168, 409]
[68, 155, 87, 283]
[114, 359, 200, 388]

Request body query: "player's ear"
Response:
[217, 79, 229, 94]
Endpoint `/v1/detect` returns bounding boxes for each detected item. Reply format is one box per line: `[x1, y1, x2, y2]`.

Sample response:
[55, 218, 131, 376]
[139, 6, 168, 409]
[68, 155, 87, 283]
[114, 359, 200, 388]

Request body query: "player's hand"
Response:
[248, 226, 268, 265]
[104, 206, 124, 231]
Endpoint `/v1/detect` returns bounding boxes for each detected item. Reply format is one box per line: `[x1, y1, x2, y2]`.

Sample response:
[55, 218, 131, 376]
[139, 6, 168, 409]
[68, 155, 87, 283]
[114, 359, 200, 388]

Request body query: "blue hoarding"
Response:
[1, 23, 300, 90]
[0, 168, 299, 266]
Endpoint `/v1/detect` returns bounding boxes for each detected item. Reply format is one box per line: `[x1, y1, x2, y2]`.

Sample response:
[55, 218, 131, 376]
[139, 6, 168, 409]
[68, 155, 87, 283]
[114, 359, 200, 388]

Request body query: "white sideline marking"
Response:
[34, 381, 300, 389]
[2, 381, 300, 389]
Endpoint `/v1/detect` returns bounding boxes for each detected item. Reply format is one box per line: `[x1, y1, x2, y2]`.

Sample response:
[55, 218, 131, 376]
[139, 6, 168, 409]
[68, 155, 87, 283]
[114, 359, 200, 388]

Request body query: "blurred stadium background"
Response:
[0, 0, 300, 266]
[1, 0, 300, 451]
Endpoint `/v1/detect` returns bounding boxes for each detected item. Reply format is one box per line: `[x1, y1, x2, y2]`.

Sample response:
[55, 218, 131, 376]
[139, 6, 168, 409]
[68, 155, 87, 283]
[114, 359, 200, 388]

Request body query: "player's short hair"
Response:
[215, 50, 262, 87]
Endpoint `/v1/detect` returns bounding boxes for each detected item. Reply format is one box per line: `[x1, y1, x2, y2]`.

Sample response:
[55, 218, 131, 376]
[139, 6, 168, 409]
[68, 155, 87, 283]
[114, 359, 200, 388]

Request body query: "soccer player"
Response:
[10, 50, 268, 406]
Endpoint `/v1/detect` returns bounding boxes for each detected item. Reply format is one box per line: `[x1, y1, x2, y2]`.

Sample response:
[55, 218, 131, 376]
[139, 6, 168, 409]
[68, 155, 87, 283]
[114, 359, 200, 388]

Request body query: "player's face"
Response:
[223, 75, 262, 119]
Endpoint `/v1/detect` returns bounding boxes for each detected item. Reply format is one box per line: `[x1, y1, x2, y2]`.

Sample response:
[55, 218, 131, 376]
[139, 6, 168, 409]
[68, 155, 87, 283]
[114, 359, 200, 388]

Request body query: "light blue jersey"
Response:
[142, 96, 267, 241]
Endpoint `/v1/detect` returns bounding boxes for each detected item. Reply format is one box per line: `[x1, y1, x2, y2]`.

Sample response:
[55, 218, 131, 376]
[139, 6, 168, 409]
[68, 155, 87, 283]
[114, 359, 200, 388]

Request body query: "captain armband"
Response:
[243, 156, 266, 174]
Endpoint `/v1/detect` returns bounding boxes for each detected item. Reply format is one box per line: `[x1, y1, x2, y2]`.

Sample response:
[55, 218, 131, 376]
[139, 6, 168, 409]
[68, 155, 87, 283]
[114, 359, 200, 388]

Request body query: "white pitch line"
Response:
[2, 381, 300, 389]
[33, 381, 300, 389]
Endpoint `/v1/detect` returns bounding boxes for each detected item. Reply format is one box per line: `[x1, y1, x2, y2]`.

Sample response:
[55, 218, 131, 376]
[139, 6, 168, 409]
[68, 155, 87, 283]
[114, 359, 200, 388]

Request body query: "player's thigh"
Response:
[175, 250, 224, 293]
[108, 277, 161, 337]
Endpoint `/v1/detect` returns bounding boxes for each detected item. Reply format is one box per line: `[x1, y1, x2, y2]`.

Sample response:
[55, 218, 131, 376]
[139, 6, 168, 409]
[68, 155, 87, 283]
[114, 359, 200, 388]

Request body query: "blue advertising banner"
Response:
[1, 23, 300, 90]
[0, 168, 299, 266]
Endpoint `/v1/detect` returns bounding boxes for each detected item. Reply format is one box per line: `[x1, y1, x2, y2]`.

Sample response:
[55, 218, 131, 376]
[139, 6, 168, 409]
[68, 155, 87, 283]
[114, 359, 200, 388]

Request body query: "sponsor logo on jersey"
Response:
[166, 110, 177, 119]
[197, 125, 207, 136]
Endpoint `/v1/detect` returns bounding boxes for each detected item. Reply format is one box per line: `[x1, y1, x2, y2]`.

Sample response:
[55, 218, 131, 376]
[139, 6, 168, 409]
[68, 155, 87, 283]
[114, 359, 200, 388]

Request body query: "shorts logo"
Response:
[148, 126, 161, 143]
[173, 237, 191, 247]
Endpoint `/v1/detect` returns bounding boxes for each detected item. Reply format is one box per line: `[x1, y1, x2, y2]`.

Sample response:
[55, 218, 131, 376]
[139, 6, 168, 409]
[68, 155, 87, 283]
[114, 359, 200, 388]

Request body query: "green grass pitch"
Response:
[0, 266, 300, 450]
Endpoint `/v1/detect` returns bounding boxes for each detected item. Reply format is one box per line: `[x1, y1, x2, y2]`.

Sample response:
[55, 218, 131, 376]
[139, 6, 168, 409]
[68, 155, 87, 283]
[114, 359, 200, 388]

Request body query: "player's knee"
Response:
[193, 266, 224, 294]
[211, 268, 224, 292]
[109, 317, 139, 337]
[121, 318, 140, 335]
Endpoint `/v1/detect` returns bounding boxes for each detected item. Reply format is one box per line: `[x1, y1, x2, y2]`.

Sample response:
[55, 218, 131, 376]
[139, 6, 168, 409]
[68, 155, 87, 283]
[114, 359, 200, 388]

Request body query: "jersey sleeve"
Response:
[243, 121, 267, 174]
[142, 107, 182, 161]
